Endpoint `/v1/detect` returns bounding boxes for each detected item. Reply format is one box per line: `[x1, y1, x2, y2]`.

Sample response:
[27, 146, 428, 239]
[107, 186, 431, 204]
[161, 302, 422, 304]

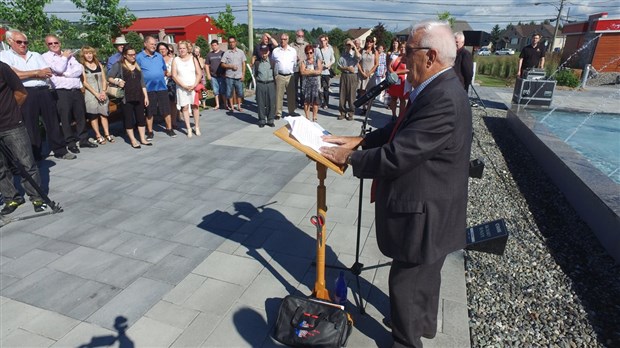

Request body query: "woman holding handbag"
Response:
[316, 34, 335, 110]
[172, 41, 203, 137]
[80, 46, 113, 144]
[108, 45, 151, 148]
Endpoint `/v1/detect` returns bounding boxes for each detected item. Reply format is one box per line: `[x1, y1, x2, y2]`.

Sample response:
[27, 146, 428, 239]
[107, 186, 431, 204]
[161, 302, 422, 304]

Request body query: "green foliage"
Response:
[490, 25, 501, 48]
[124, 31, 143, 52]
[437, 11, 455, 28]
[213, 4, 248, 50]
[474, 55, 519, 81]
[195, 35, 209, 55]
[71, 0, 136, 57]
[555, 69, 580, 87]
[369, 23, 393, 49]
[308, 27, 326, 44]
[327, 28, 346, 51]
[0, 0, 73, 53]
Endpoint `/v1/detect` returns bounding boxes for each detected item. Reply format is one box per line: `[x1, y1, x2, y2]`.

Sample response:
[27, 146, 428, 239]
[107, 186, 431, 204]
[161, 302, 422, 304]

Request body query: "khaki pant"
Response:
[339, 73, 357, 117]
[275, 74, 296, 116]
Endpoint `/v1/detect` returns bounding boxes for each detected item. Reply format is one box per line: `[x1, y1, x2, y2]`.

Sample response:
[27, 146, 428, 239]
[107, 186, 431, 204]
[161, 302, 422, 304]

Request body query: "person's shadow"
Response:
[78, 316, 134, 348]
[199, 201, 392, 347]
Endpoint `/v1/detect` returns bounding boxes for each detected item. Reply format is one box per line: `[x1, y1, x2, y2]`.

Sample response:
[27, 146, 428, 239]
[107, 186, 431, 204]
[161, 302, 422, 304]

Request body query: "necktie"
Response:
[370, 100, 410, 203]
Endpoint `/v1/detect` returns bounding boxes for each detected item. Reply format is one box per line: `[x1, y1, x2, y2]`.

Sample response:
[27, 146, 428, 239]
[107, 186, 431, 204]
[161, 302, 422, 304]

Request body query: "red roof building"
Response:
[122, 14, 224, 44]
[561, 12, 620, 72]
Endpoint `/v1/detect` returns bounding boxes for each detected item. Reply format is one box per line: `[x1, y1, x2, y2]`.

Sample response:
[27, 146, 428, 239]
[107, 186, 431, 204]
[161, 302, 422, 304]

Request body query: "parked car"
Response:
[477, 47, 491, 56]
[495, 48, 515, 55]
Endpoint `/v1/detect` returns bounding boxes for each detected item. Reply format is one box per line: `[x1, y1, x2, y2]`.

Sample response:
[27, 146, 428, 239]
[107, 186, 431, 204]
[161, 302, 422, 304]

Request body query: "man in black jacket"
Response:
[321, 20, 472, 348]
[453, 31, 473, 93]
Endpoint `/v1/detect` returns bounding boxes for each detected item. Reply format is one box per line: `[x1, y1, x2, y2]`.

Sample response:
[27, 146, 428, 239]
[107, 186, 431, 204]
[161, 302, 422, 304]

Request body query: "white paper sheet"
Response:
[284, 116, 337, 152]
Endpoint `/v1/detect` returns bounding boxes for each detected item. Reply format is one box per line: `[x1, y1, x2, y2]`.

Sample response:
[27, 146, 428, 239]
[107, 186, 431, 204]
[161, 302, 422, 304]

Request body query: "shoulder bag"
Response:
[107, 63, 125, 99]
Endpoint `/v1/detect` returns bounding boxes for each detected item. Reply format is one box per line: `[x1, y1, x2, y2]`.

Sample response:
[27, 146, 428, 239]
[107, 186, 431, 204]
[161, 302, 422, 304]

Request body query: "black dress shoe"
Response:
[140, 142, 153, 146]
[267, 123, 275, 127]
[80, 142, 98, 148]
[258, 124, 265, 128]
[68, 146, 80, 154]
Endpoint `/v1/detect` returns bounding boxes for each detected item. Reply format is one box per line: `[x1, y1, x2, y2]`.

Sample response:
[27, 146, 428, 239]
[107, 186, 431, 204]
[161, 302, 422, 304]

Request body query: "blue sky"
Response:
[45, 0, 620, 33]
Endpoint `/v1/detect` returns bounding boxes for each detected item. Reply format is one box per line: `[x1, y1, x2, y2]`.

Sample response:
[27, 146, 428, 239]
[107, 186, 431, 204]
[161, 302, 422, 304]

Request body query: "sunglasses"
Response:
[15, 40, 29, 45]
[47, 41, 60, 46]
[306, 51, 314, 54]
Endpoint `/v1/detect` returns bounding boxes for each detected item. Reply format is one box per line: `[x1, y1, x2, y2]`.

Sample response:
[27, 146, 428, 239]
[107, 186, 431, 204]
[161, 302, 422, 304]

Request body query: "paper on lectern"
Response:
[284, 116, 337, 152]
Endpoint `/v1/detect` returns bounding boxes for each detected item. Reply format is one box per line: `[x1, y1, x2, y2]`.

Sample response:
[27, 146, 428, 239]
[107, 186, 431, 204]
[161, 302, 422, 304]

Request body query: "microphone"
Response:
[354, 72, 398, 108]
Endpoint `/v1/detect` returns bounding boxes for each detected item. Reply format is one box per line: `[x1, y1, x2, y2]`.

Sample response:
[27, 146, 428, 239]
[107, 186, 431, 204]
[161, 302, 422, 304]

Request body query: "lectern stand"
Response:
[274, 126, 346, 301]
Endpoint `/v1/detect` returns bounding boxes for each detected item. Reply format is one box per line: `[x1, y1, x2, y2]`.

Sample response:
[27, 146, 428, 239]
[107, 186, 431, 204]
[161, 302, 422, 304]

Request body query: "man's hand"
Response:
[62, 49, 73, 58]
[320, 146, 352, 165]
[36, 68, 53, 79]
[322, 135, 364, 150]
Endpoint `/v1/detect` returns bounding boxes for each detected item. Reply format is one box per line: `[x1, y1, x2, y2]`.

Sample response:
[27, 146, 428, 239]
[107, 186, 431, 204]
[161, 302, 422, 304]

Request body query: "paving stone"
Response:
[48, 246, 151, 288]
[56, 223, 124, 249]
[0, 327, 56, 347]
[36, 239, 80, 256]
[163, 273, 207, 306]
[21, 309, 80, 340]
[238, 272, 294, 310]
[111, 234, 179, 263]
[2, 248, 60, 278]
[143, 252, 211, 285]
[0, 298, 43, 337]
[202, 302, 271, 347]
[50, 321, 116, 348]
[126, 316, 183, 347]
[0, 232, 49, 259]
[171, 224, 229, 249]
[0, 274, 19, 290]
[2, 268, 121, 321]
[145, 300, 200, 330]
[441, 298, 470, 340]
[88, 277, 173, 330]
[192, 251, 264, 286]
[182, 278, 244, 315]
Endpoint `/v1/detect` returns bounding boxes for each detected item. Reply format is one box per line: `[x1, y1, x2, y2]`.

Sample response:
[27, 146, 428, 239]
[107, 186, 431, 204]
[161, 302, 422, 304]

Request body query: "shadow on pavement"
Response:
[79, 316, 134, 348]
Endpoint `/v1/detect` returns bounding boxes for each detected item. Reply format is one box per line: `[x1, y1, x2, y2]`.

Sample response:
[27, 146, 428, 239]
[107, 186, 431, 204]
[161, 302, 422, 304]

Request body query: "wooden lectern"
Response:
[274, 126, 346, 301]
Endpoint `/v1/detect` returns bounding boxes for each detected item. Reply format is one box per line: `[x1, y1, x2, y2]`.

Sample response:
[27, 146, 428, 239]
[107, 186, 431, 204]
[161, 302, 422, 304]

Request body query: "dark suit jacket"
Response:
[350, 68, 472, 265]
[454, 48, 473, 92]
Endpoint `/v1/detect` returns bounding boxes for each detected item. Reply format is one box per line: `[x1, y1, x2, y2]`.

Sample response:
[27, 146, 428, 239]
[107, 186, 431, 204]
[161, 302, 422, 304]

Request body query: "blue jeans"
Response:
[0, 125, 42, 202]
[211, 76, 226, 96]
[225, 78, 244, 99]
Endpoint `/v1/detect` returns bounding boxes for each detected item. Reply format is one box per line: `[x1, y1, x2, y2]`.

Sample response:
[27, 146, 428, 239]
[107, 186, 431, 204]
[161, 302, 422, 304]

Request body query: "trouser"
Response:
[0, 125, 42, 202]
[389, 256, 447, 348]
[294, 71, 303, 107]
[320, 75, 331, 107]
[22, 87, 68, 158]
[256, 81, 276, 124]
[275, 74, 296, 116]
[122, 101, 146, 129]
[55, 88, 88, 147]
[339, 73, 357, 117]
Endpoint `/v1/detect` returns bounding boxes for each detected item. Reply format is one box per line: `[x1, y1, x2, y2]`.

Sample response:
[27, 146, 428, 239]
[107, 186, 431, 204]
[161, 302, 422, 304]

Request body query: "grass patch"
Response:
[476, 74, 514, 87]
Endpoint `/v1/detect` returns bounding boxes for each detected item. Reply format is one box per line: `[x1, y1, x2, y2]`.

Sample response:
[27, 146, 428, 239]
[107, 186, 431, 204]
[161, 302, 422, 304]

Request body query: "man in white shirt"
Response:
[271, 33, 300, 118]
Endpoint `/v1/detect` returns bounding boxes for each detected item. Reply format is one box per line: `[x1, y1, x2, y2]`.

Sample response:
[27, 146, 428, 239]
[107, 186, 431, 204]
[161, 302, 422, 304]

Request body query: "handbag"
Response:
[107, 63, 125, 99]
[166, 78, 176, 98]
[319, 47, 336, 78]
[274, 295, 353, 348]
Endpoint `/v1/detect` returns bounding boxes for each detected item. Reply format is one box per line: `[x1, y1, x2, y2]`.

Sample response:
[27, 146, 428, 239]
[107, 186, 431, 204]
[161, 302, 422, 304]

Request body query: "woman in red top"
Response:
[387, 43, 408, 121]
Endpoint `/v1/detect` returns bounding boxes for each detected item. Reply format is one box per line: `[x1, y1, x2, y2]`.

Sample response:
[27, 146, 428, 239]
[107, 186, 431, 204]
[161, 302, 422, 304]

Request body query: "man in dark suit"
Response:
[321, 20, 472, 348]
[453, 31, 473, 93]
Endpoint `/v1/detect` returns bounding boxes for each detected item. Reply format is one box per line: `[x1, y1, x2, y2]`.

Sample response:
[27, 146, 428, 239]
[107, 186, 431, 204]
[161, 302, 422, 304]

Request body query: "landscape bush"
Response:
[554, 68, 581, 87]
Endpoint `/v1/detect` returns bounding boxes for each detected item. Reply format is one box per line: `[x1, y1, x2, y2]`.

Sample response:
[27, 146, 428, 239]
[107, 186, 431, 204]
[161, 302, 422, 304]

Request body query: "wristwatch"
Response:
[346, 153, 353, 166]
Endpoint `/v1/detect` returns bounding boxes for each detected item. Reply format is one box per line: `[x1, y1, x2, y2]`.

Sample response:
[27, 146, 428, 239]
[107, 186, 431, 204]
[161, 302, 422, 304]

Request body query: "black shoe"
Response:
[80, 142, 98, 148]
[68, 146, 80, 154]
[289, 112, 301, 116]
[146, 132, 154, 141]
[258, 124, 265, 128]
[55, 152, 77, 160]
[165, 129, 177, 138]
[33, 200, 47, 213]
[1, 197, 25, 215]
[267, 122, 275, 127]
[140, 142, 153, 146]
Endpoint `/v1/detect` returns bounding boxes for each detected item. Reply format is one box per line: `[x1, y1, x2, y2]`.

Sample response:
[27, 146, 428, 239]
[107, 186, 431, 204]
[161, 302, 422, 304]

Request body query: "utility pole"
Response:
[248, 0, 253, 53]
[551, 0, 565, 52]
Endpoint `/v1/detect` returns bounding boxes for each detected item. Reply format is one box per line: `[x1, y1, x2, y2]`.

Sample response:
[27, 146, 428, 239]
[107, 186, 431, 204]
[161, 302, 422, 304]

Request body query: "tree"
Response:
[490, 24, 501, 47]
[369, 22, 393, 49]
[437, 11, 455, 29]
[214, 4, 241, 39]
[71, 0, 136, 57]
[327, 28, 346, 50]
[0, 0, 72, 53]
[124, 31, 143, 52]
[195, 35, 210, 55]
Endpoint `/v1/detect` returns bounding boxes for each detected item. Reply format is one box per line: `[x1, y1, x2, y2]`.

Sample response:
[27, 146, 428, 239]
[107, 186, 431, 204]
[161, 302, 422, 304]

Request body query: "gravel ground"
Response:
[586, 72, 620, 87]
[464, 106, 620, 347]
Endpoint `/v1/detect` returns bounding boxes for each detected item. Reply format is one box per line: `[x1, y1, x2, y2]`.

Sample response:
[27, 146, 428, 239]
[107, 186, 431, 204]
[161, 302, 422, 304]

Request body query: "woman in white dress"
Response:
[172, 41, 202, 137]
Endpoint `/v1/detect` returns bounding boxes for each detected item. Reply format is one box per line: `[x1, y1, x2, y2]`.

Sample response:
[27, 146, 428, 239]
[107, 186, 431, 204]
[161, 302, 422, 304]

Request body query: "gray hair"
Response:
[454, 31, 465, 42]
[5, 29, 26, 41]
[411, 20, 456, 66]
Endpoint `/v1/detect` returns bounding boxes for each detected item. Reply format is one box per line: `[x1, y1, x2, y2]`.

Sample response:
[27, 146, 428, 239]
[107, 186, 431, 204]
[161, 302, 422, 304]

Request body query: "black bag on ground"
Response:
[274, 295, 353, 347]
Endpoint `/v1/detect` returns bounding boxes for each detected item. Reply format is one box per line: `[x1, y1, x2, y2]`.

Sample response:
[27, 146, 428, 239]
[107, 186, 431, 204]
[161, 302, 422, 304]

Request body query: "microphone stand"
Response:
[317, 95, 392, 315]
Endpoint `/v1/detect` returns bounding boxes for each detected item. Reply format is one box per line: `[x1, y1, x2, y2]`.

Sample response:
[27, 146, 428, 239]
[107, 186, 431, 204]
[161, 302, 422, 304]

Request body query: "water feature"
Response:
[529, 109, 620, 184]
